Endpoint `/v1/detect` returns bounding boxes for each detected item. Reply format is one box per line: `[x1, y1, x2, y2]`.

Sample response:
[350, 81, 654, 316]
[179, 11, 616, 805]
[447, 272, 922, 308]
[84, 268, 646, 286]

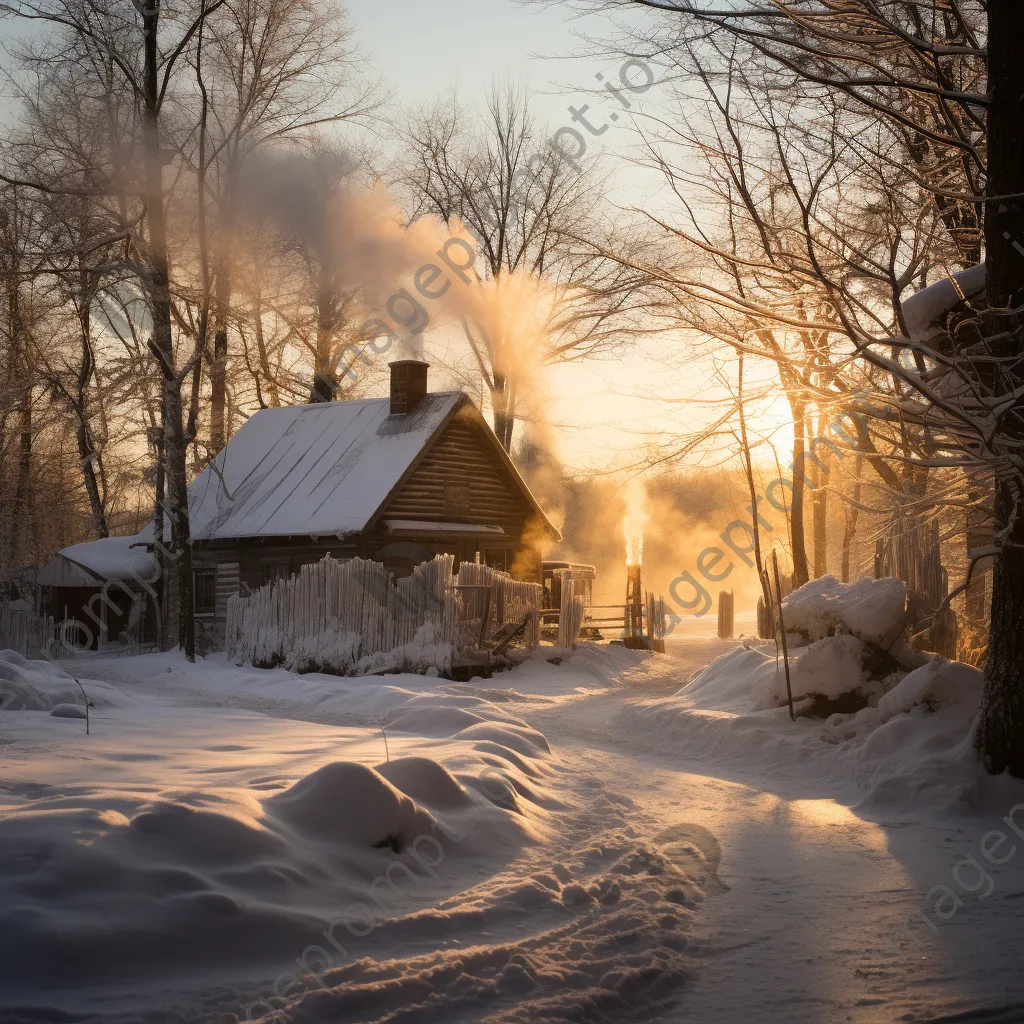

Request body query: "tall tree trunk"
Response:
[975, 0, 1024, 776]
[152, 419, 168, 650]
[142, 1, 194, 661]
[6, 275, 31, 566]
[985, 1, 1024, 308]
[209, 197, 234, 449]
[75, 270, 108, 538]
[965, 490, 989, 620]
[77, 416, 107, 539]
[812, 485, 827, 578]
[163, 384, 194, 655]
[10, 397, 31, 566]
[787, 393, 810, 588]
[251, 277, 280, 407]
[210, 277, 228, 448]
[811, 411, 829, 578]
[975, 478, 1024, 777]
[841, 455, 863, 583]
[737, 351, 769, 610]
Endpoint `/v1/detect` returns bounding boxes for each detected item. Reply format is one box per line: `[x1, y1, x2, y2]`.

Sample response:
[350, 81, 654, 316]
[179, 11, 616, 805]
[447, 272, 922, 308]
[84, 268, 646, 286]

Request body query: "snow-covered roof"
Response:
[36, 555, 100, 588]
[901, 265, 985, 346]
[39, 532, 156, 586]
[189, 393, 468, 540]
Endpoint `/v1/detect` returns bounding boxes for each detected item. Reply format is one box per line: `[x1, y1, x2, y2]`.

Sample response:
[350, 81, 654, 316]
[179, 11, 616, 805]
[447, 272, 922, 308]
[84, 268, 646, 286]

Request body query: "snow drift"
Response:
[0, 648, 121, 712]
[627, 575, 991, 809]
[0, 654, 562, 1013]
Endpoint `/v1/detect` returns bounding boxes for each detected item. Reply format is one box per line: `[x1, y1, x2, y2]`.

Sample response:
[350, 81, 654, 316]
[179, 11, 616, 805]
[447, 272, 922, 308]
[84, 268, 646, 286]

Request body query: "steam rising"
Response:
[253, 157, 561, 448]
[624, 478, 647, 567]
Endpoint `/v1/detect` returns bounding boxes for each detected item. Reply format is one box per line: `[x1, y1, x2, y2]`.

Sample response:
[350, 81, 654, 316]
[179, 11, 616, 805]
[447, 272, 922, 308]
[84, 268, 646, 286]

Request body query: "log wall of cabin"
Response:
[361, 414, 547, 580]
[196, 538, 359, 595]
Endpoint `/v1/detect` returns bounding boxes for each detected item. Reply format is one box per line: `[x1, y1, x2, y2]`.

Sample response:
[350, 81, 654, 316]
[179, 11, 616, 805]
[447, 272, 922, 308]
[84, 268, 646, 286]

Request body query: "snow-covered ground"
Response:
[1, 633, 1023, 1023]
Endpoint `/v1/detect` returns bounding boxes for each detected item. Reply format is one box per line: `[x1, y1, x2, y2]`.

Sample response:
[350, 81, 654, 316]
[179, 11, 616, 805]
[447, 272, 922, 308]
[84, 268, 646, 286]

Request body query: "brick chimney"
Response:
[389, 360, 429, 415]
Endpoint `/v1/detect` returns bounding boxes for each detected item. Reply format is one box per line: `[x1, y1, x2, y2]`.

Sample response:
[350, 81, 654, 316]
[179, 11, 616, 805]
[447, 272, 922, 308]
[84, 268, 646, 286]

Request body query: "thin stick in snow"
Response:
[374, 714, 390, 763]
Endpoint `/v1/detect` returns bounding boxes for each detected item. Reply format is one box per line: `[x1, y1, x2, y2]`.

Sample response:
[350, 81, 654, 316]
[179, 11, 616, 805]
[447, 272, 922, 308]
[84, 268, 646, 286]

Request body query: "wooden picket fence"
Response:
[646, 592, 667, 652]
[225, 554, 542, 675]
[456, 562, 542, 649]
[0, 602, 58, 659]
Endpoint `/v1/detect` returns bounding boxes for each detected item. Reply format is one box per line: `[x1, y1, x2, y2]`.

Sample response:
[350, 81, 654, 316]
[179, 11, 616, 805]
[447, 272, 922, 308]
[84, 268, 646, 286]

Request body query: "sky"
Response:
[0, 0, 791, 477]
[343, 0, 619, 126]
[341, 0, 759, 474]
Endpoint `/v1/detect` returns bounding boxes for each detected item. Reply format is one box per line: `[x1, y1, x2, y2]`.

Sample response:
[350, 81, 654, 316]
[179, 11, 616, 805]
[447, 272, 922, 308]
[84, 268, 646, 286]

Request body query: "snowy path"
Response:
[527, 639, 1024, 1024]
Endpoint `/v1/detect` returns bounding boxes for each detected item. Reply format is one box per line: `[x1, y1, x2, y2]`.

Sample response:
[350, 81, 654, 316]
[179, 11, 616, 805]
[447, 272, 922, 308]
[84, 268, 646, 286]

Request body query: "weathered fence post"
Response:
[717, 589, 735, 639]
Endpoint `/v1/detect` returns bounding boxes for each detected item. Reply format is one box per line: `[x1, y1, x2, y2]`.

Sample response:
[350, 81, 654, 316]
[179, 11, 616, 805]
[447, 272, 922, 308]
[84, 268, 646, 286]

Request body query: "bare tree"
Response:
[0, 188, 44, 564]
[587, 0, 1024, 775]
[184, 0, 379, 451]
[401, 85, 645, 449]
[0, 0, 240, 660]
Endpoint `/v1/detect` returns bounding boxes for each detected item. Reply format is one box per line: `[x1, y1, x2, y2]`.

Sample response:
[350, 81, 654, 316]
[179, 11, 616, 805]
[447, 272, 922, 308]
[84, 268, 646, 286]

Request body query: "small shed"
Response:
[35, 535, 156, 649]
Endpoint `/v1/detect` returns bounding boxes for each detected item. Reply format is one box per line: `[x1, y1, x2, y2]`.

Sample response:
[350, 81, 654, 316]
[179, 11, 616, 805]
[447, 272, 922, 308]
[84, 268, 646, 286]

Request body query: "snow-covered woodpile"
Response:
[225, 554, 543, 676]
[754, 575, 942, 718]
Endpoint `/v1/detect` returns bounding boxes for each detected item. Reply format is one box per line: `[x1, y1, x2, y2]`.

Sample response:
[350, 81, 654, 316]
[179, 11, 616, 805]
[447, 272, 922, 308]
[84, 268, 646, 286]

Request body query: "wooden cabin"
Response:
[38, 362, 559, 652]
[182, 361, 559, 648]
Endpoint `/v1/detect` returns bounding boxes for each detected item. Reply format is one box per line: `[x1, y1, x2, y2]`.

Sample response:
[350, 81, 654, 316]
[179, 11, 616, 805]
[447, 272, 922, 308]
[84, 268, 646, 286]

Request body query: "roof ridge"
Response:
[249, 390, 468, 414]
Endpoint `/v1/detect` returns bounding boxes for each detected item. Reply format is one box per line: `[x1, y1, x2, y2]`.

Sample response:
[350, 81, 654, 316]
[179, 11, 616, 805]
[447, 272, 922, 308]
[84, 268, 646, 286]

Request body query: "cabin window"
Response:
[262, 559, 292, 584]
[193, 568, 216, 615]
[443, 482, 471, 517]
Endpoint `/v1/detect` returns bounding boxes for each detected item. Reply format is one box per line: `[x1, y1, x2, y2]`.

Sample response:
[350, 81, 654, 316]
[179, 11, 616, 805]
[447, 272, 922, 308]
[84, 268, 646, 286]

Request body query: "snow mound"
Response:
[680, 646, 777, 711]
[686, 640, 878, 713]
[460, 720, 552, 757]
[0, 651, 82, 710]
[782, 576, 907, 647]
[376, 756, 472, 809]
[877, 658, 982, 723]
[638, 638, 999, 809]
[267, 760, 436, 848]
[754, 634, 881, 711]
[385, 704, 487, 736]
[0, 796, 325, 994]
[0, 653, 127, 712]
[130, 798, 288, 863]
[50, 702, 88, 719]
